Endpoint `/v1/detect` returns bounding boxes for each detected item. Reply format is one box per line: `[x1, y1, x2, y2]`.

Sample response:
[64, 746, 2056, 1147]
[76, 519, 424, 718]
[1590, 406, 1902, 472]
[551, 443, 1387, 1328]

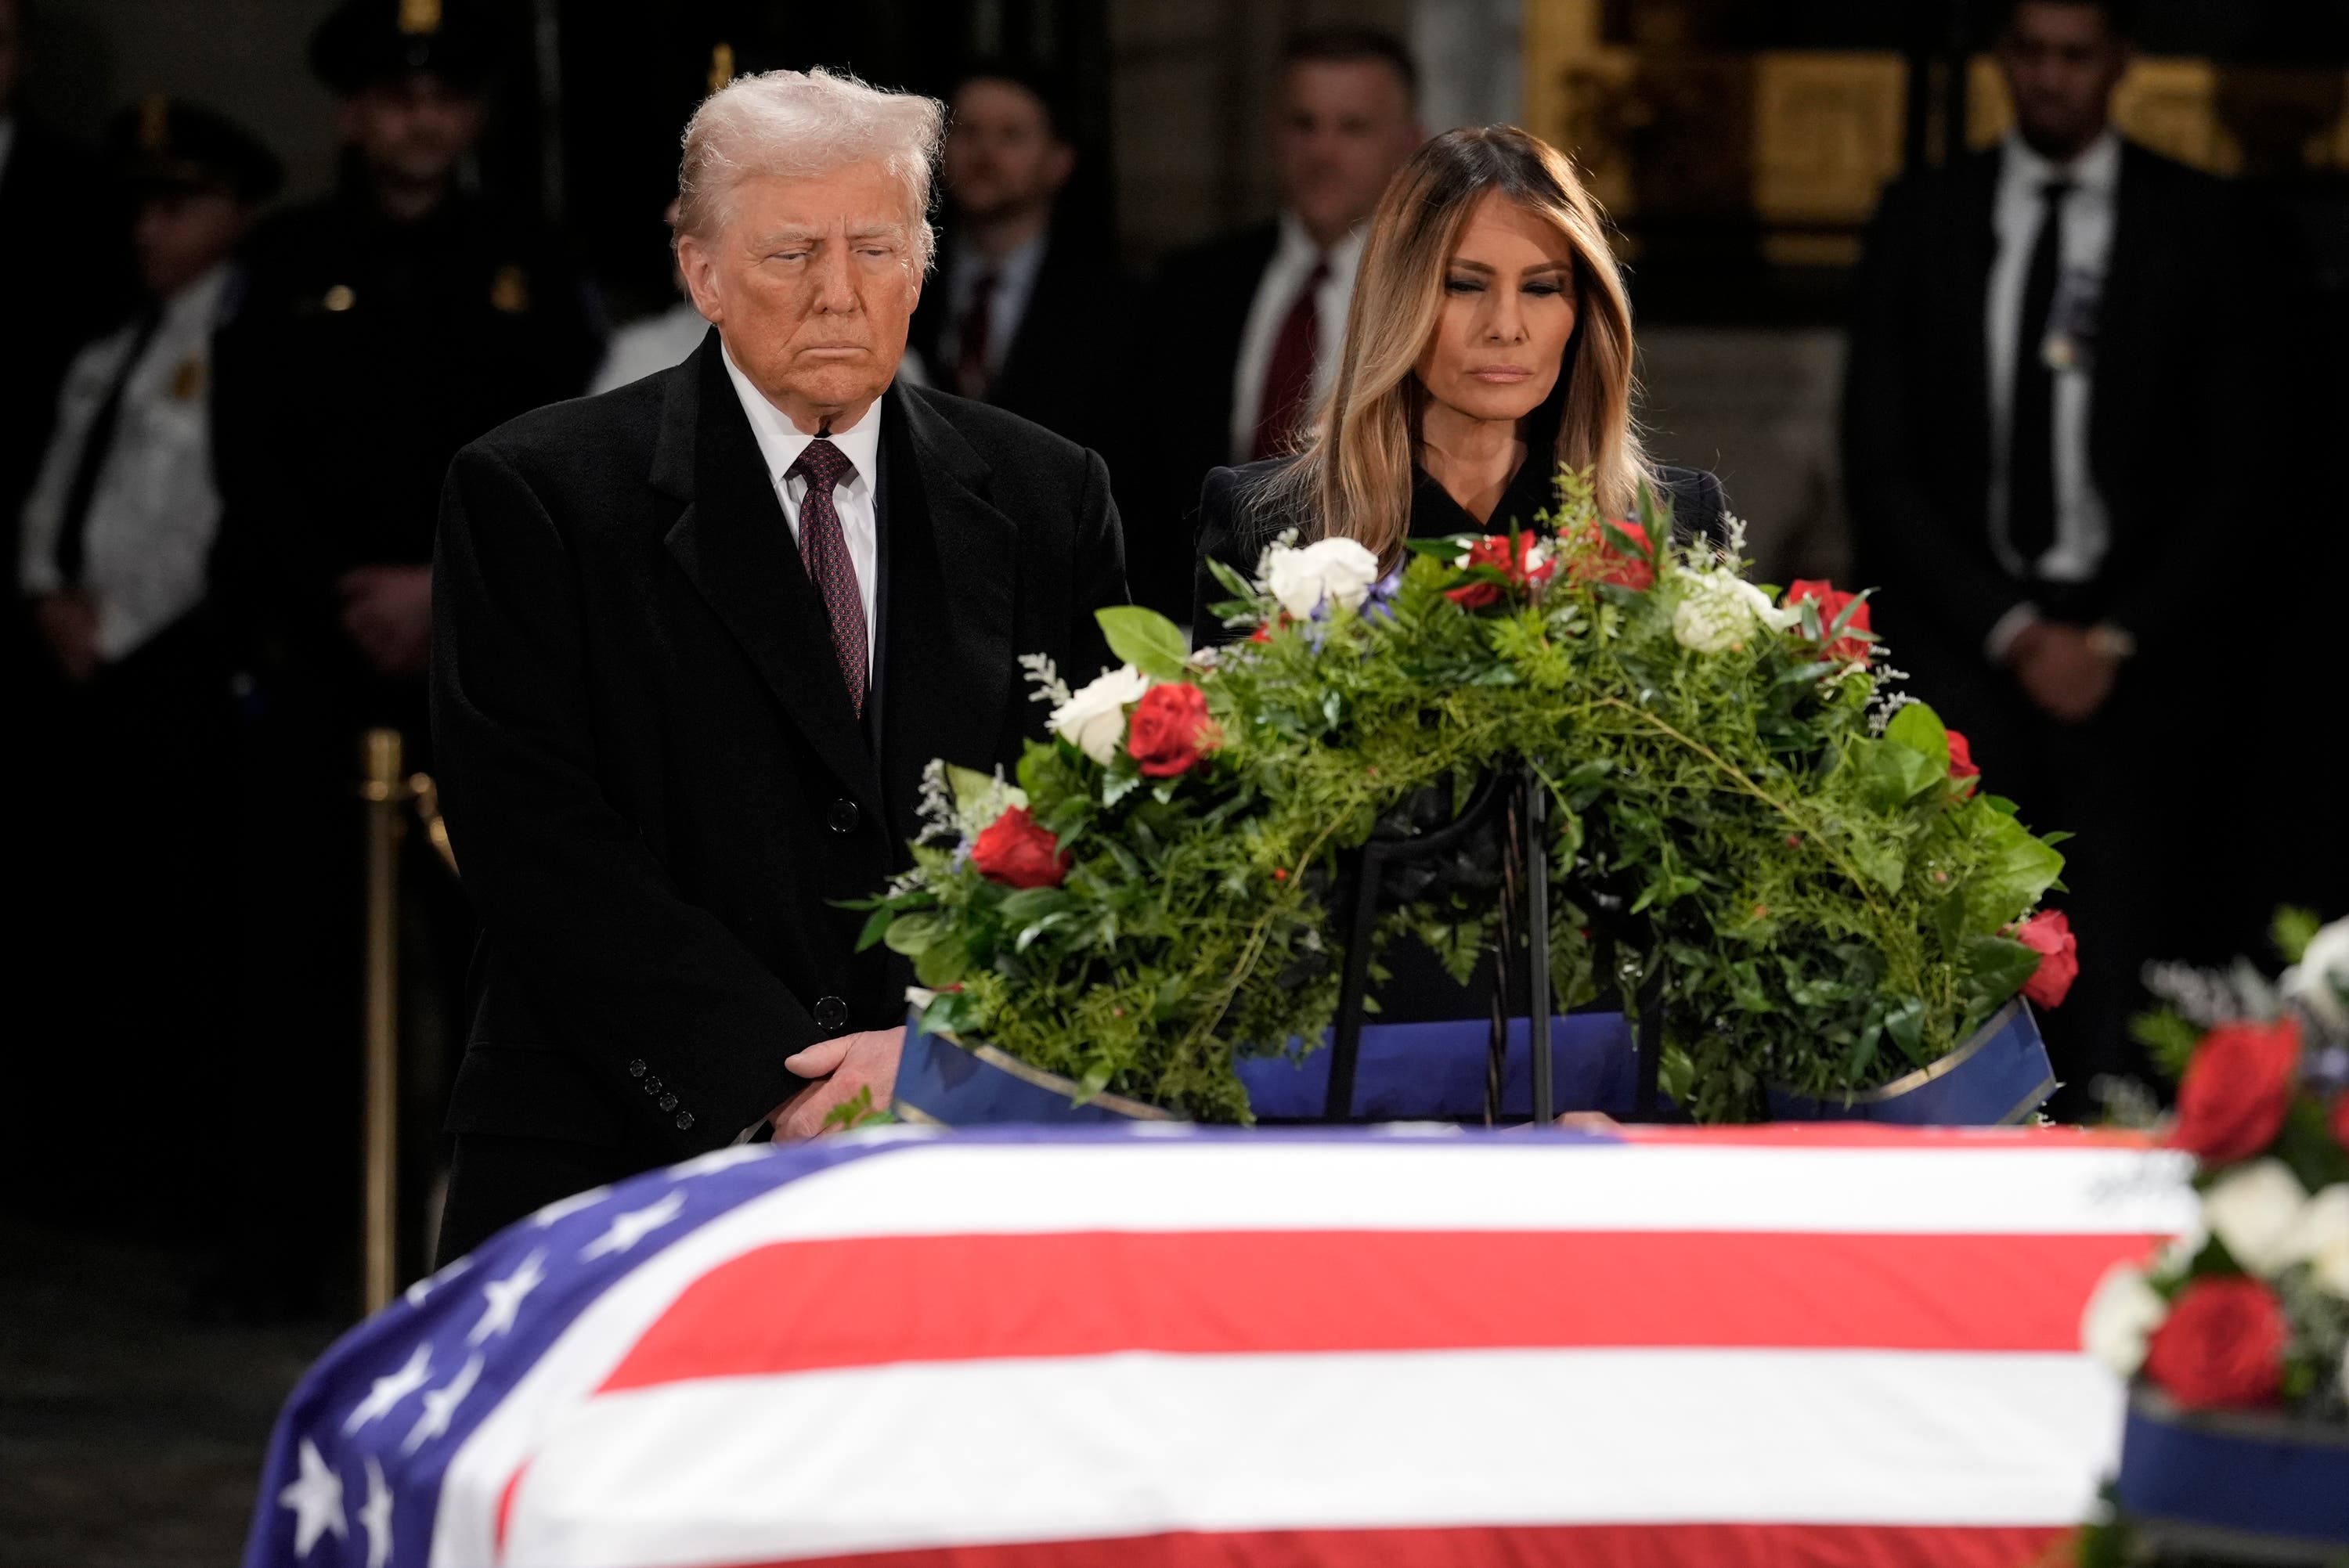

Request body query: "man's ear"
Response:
[676, 233, 723, 324]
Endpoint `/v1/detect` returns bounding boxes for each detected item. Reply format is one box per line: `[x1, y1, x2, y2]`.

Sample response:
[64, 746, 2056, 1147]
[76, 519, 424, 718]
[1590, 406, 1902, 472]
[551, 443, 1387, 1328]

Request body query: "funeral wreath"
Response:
[857, 472, 2077, 1123]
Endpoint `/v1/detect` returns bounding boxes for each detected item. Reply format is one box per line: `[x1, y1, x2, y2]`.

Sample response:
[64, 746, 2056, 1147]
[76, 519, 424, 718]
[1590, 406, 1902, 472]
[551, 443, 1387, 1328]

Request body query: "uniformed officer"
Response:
[207, 0, 599, 1307]
[11, 97, 280, 1238]
[213, 0, 601, 734]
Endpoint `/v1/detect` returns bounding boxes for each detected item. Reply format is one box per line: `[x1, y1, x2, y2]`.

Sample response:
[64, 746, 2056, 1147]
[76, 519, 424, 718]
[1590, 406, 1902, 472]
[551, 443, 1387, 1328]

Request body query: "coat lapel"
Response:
[1948, 146, 2004, 507]
[659, 336, 882, 813]
[873, 382, 1017, 845]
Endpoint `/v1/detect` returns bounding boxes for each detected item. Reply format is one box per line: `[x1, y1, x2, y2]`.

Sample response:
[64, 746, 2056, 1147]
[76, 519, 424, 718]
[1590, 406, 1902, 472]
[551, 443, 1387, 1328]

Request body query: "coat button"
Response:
[658, 1093, 678, 1112]
[827, 798, 861, 834]
[813, 995, 849, 1032]
[673, 1111, 695, 1131]
[626, 1060, 647, 1078]
[644, 1075, 664, 1096]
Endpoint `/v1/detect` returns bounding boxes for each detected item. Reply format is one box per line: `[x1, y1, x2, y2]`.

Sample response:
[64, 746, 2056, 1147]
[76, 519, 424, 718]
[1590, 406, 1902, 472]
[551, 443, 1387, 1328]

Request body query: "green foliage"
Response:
[863, 472, 2068, 1122]
[818, 1085, 897, 1132]
[2275, 905, 2322, 966]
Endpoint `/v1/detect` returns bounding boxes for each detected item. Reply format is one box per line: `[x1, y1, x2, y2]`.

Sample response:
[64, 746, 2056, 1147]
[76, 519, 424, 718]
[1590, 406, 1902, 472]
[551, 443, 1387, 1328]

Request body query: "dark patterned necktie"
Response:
[786, 438, 867, 715]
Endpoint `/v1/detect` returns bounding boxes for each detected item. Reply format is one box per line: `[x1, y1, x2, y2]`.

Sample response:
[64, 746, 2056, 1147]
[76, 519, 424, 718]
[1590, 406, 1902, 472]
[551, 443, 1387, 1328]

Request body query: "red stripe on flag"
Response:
[701, 1522, 2072, 1568]
[597, 1227, 2152, 1393]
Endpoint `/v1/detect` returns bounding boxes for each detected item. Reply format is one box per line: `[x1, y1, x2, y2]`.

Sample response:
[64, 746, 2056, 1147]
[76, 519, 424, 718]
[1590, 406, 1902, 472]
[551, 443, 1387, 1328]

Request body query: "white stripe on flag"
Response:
[503, 1347, 2123, 1567]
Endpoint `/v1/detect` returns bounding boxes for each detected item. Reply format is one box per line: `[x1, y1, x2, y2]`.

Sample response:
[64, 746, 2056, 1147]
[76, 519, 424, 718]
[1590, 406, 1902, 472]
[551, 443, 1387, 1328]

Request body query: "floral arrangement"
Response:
[859, 472, 2077, 1123]
[2080, 914, 2349, 1417]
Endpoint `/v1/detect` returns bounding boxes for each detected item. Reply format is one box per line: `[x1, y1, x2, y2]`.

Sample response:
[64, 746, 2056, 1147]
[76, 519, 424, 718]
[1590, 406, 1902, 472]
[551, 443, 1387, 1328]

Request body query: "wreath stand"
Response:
[1322, 762, 1667, 1126]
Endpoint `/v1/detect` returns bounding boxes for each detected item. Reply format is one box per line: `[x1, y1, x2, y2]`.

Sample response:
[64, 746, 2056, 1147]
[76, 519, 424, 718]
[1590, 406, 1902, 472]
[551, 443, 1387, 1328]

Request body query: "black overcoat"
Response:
[430, 333, 1124, 1202]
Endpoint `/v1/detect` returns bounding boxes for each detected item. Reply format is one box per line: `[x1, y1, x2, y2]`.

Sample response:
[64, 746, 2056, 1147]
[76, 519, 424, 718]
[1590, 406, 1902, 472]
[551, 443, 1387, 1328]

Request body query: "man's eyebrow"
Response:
[846, 221, 908, 240]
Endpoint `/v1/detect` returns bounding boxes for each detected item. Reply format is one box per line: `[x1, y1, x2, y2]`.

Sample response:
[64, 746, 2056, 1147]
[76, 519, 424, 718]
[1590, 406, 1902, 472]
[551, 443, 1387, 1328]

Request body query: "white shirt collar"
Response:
[719, 341, 885, 495]
[1274, 209, 1368, 279]
[2001, 125, 2123, 196]
[951, 229, 1048, 296]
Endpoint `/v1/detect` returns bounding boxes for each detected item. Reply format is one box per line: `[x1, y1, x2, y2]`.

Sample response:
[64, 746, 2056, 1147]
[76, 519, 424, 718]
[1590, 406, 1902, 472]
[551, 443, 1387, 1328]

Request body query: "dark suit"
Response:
[1131, 222, 1281, 618]
[1842, 138, 2267, 1105]
[1192, 455, 1730, 643]
[907, 232, 1135, 473]
[431, 334, 1124, 1259]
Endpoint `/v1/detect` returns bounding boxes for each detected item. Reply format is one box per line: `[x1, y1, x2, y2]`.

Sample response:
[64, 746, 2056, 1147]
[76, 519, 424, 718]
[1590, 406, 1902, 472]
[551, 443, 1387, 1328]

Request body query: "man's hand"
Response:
[337, 564, 434, 676]
[2005, 620, 2118, 724]
[768, 1026, 905, 1140]
[34, 593, 103, 683]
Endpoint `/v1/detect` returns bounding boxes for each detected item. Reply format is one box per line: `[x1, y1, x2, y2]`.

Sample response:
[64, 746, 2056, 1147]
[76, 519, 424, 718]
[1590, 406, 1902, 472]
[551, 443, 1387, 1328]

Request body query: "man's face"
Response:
[1996, 3, 2129, 160]
[675, 162, 921, 431]
[1273, 59, 1422, 247]
[337, 73, 485, 190]
[132, 189, 251, 297]
[0, 0, 24, 116]
[943, 78, 1073, 227]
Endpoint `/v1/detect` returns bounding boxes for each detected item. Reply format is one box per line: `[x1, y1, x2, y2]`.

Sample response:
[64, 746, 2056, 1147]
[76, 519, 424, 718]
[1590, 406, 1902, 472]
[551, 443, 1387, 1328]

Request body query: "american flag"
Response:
[245, 1124, 2192, 1568]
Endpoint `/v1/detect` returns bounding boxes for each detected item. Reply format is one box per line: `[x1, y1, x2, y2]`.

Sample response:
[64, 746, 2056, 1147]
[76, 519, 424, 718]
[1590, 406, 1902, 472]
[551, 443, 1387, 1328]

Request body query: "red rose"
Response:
[2333, 1091, 2349, 1153]
[2168, 1015, 2302, 1166]
[969, 806, 1070, 890]
[1127, 681, 1215, 778]
[1446, 532, 1558, 607]
[1564, 518, 1654, 592]
[1788, 579, 1872, 664]
[1946, 728, 1979, 780]
[2014, 910, 2077, 1009]
[2142, 1277, 2289, 1410]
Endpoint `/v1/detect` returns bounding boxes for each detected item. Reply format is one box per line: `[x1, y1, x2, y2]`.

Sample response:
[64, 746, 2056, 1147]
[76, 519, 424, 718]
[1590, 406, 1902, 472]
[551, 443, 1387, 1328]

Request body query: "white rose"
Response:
[1048, 663, 1151, 765]
[2079, 1260, 2167, 1377]
[1670, 571, 1792, 654]
[2282, 917, 2349, 1033]
[2202, 1157, 2309, 1277]
[1262, 537, 1381, 619]
[2285, 1183, 2349, 1298]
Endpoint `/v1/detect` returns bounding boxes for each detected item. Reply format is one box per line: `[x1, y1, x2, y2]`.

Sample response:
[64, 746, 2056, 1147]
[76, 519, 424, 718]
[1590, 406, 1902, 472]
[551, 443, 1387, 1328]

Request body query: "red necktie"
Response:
[955, 271, 998, 400]
[786, 438, 867, 715]
[1250, 256, 1329, 462]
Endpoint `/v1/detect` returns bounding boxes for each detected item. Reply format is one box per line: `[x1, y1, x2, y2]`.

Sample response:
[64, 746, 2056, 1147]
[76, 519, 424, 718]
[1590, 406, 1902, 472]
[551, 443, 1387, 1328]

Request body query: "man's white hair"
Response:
[676, 67, 944, 270]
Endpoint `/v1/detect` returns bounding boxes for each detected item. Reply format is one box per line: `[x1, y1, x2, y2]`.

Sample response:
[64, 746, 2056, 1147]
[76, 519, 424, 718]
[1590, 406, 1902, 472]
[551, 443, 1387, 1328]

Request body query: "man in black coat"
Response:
[1843, 0, 2268, 1111]
[1135, 27, 1423, 618]
[908, 64, 1132, 465]
[431, 67, 1126, 1261]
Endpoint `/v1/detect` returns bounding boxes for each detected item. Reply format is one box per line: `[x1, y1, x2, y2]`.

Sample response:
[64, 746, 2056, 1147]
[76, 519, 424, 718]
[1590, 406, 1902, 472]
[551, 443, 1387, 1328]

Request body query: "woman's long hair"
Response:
[1265, 125, 1652, 566]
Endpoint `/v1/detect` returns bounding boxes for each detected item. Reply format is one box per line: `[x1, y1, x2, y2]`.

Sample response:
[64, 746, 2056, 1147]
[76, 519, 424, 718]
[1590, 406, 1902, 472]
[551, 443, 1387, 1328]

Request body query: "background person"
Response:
[1136, 26, 1425, 618]
[1842, 0, 2270, 1114]
[908, 62, 1127, 456]
[9, 97, 279, 1243]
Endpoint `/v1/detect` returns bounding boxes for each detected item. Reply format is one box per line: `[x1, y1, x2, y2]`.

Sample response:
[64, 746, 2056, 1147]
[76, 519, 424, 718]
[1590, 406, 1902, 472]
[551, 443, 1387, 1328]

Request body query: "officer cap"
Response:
[105, 96, 285, 204]
[309, 0, 496, 96]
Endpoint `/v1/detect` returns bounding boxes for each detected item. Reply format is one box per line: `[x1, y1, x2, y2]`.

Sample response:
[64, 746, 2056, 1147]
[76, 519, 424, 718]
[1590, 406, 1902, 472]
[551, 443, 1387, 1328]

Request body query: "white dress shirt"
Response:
[1229, 211, 1367, 464]
[20, 262, 233, 661]
[720, 344, 882, 668]
[1984, 128, 2121, 651]
[940, 230, 1048, 384]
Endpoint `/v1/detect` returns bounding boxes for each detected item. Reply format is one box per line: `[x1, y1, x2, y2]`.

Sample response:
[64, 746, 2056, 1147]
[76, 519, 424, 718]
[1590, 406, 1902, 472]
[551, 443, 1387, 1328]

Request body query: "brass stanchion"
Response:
[359, 729, 408, 1314]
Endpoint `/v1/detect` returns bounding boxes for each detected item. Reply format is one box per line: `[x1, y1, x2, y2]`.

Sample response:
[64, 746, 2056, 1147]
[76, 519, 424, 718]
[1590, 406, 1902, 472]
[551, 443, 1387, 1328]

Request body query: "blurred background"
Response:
[4, 2, 2345, 1561]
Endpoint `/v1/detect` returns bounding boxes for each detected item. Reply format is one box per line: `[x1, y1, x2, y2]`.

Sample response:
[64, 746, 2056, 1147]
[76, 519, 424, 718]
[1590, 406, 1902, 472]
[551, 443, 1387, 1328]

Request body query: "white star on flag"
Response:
[341, 1343, 432, 1433]
[579, 1190, 684, 1260]
[404, 1256, 471, 1307]
[277, 1436, 346, 1556]
[401, 1354, 483, 1454]
[531, 1184, 612, 1227]
[359, 1457, 394, 1568]
[468, 1249, 546, 1345]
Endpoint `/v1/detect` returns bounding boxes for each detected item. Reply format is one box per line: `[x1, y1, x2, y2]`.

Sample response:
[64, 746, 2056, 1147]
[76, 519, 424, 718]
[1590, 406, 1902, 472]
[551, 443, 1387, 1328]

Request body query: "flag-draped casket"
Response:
[247, 1125, 2191, 1568]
